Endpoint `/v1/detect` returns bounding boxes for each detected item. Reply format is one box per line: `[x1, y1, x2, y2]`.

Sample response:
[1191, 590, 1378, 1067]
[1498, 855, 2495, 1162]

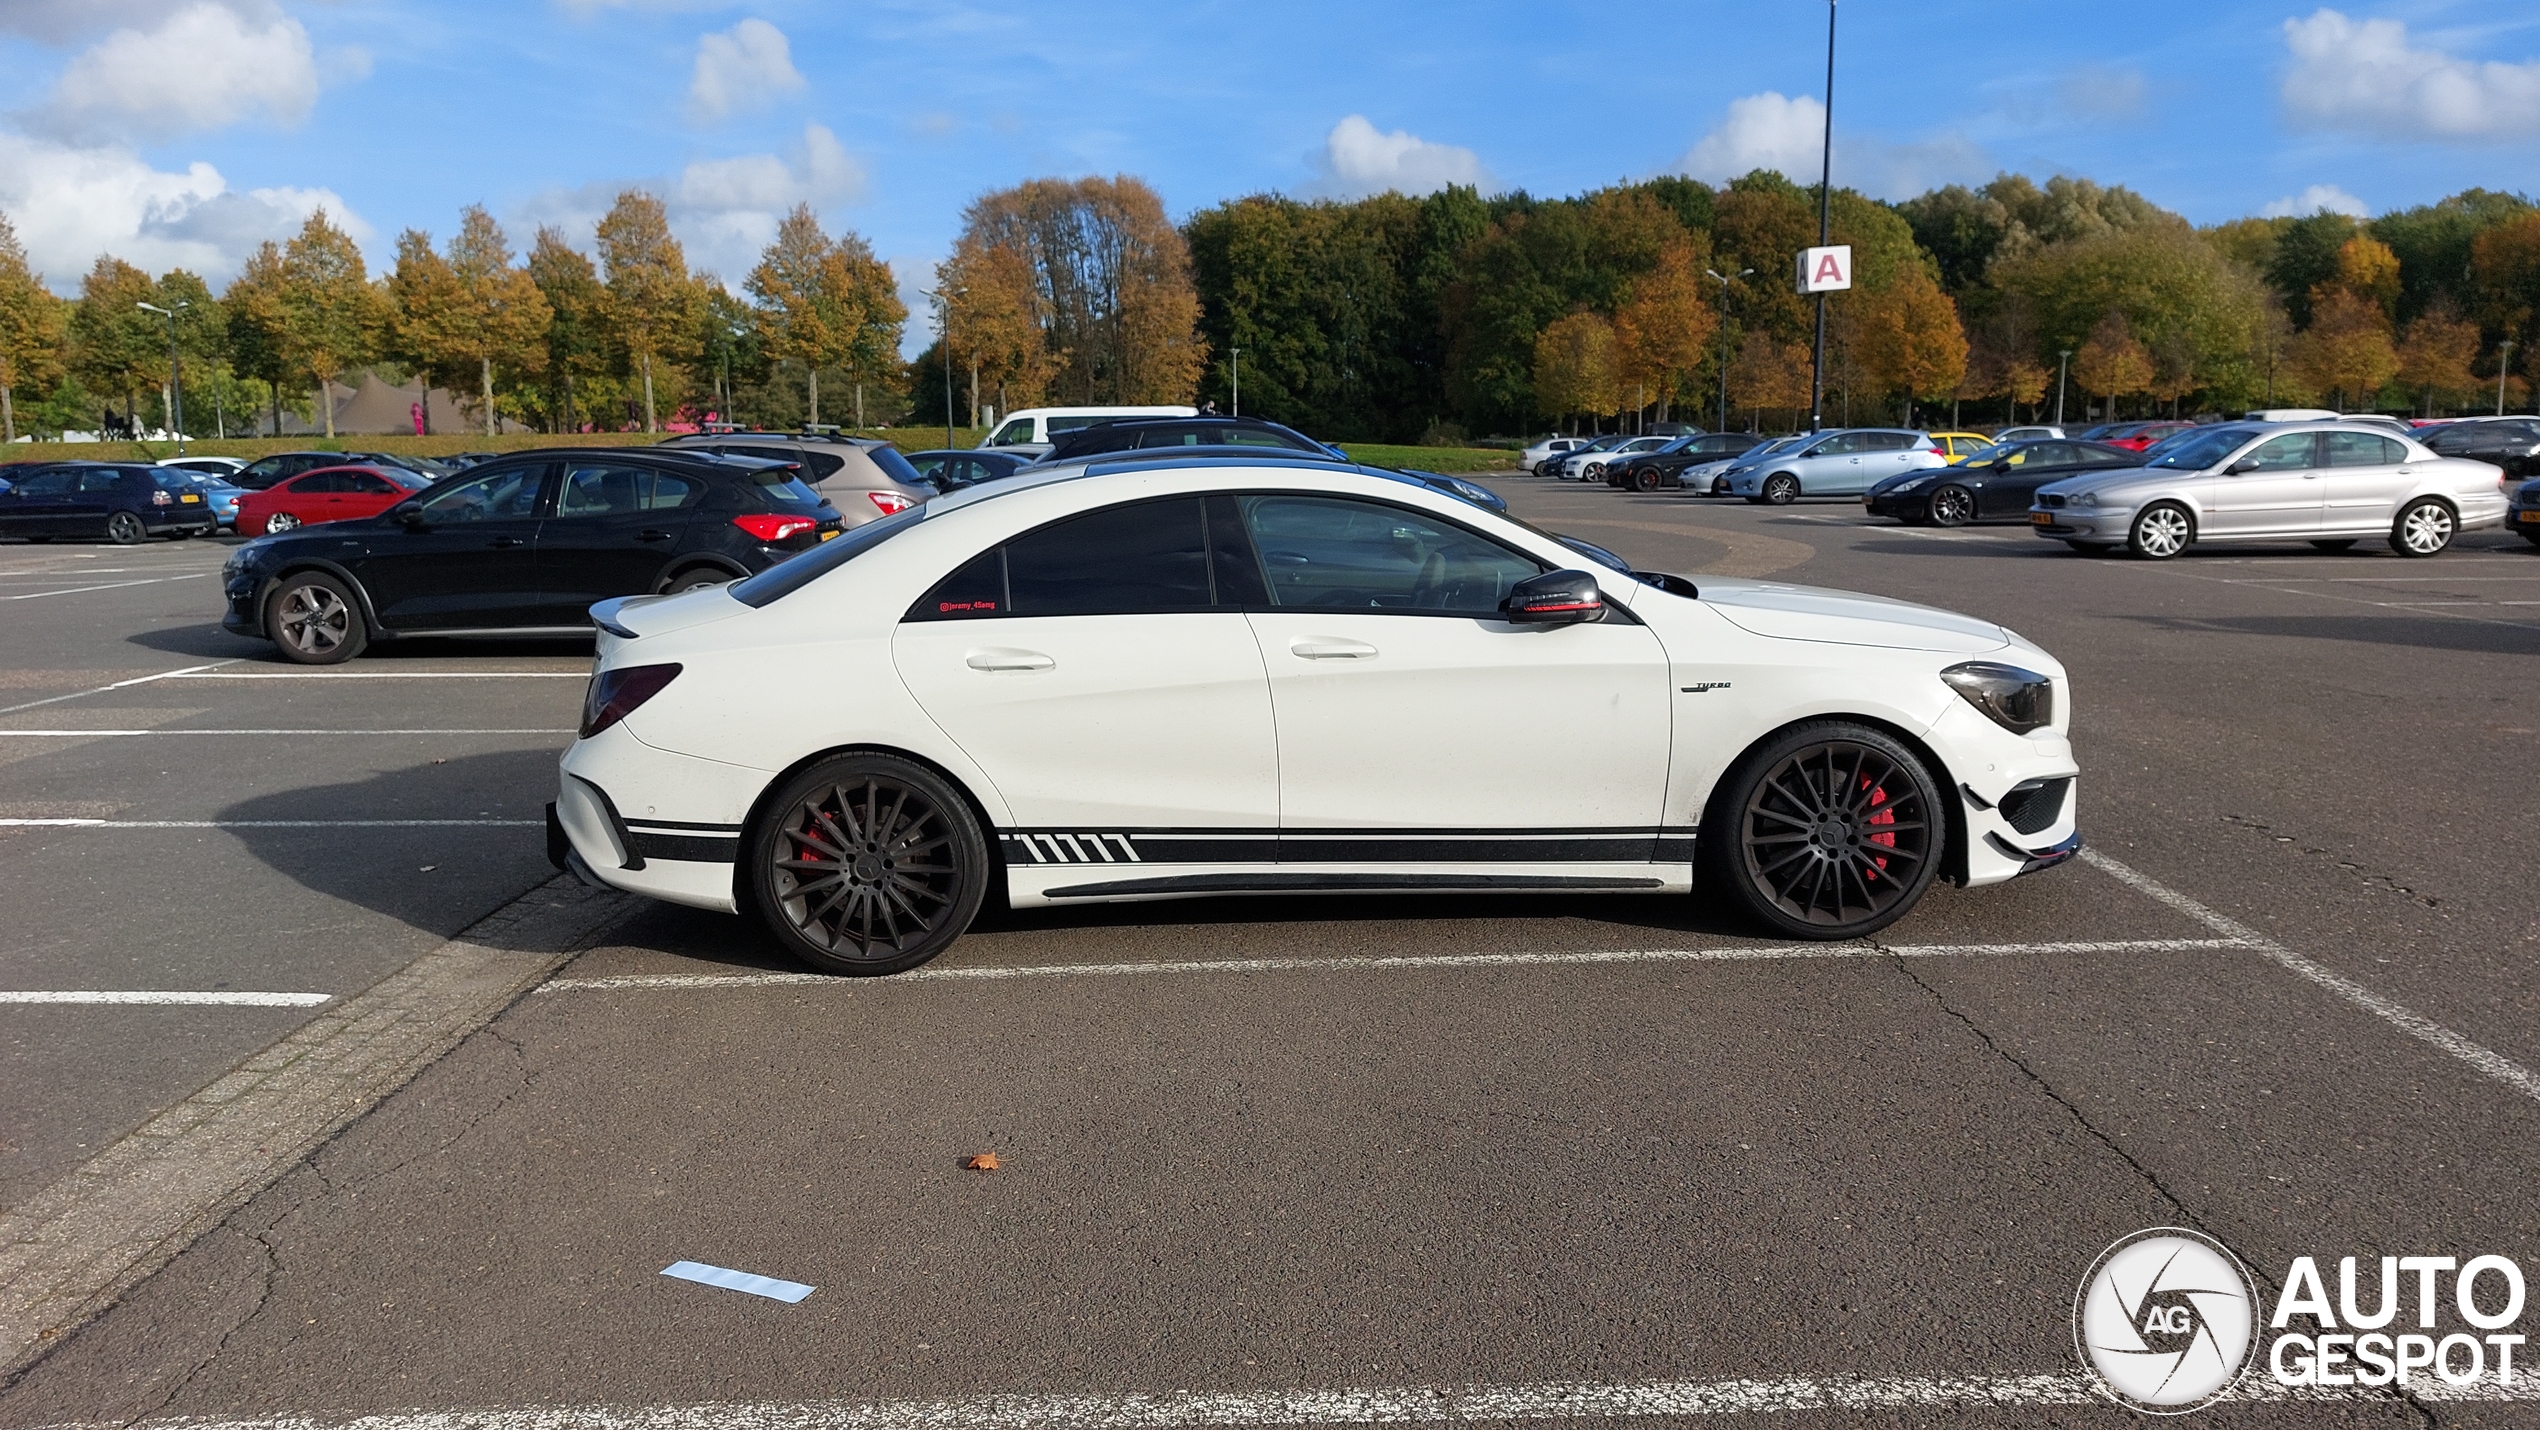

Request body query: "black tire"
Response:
[2308, 539, 2357, 553]
[1926, 485, 1976, 527]
[1634, 467, 1661, 493]
[749, 754, 990, 976]
[1761, 473, 1801, 505]
[2126, 502, 2194, 560]
[263, 512, 301, 534]
[105, 511, 148, 545]
[264, 571, 367, 665]
[2389, 498, 2454, 557]
[1700, 721, 1944, 941]
[662, 568, 732, 595]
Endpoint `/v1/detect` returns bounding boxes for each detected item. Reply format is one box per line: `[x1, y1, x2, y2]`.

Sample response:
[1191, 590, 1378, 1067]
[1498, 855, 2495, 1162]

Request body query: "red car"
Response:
[2098, 420, 2197, 452]
[234, 465, 430, 535]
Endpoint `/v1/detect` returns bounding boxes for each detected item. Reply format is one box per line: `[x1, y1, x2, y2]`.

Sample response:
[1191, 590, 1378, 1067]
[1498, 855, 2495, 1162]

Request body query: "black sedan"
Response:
[2420, 417, 2540, 478]
[0, 462, 220, 543]
[1608, 431, 1769, 490]
[1863, 439, 2141, 526]
[905, 448, 1033, 490]
[222, 447, 843, 664]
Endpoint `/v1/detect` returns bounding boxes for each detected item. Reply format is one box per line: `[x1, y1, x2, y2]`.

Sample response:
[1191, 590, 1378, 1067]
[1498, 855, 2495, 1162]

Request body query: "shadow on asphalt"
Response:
[2124, 613, 2540, 655]
[129, 624, 596, 661]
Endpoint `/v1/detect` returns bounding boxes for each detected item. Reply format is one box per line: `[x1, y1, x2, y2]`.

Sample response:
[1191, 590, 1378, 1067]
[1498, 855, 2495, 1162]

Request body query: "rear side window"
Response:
[906, 495, 1264, 621]
[2325, 431, 2406, 467]
[559, 463, 703, 515]
[78, 469, 130, 493]
[12, 470, 72, 497]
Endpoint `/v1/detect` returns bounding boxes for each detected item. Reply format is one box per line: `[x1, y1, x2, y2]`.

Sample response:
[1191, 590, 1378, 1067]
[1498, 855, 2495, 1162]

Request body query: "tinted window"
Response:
[2325, 431, 2406, 467]
[417, 465, 544, 524]
[2079, 445, 2135, 465]
[558, 463, 702, 516]
[2242, 433, 2319, 471]
[2150, 428, 2259, 469]
[2029, 443, 2080, 466]
[345, 472, 401, 495]
[985, 419, 1033, 447]
[1864, 432, 1916, 451]
[913, 548, 1008, 619]
[1004, 498, 1211, 615]
[1241, 495, 1539, 616]
[77, 468, 130, 493]
[867, 446, 925, 486]
[2424, 427, 2477, 453]
[13, 470, 73, 497]
[1046, 415, 1111, 435]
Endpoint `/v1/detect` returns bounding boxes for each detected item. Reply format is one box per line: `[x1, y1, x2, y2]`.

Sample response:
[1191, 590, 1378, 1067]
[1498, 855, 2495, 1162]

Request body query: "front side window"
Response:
[417, 465, 545, 524]
[346, 472, 402, 496]
[1241, 494, 1540, 616]
[2242, 433, 2319, 471]
[557, 463, 700, 516]
[2150, 428, 2259, 470]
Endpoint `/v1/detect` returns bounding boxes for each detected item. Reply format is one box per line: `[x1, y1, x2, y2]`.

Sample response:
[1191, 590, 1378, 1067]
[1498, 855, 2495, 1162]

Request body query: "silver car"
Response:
[1557, 434, 1672, 482]
[657, 431, 932, 528]
[1723, 428, 1946, 503]
[2029, 422, 2510, 559]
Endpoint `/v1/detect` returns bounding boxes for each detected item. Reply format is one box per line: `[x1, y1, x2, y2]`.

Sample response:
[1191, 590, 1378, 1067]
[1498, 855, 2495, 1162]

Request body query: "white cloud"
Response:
[1675, 91, 1988, 199]
[0, 132, 365, 288]
[1311, 115, 1490, 198]
[2261, 183, 2369, 218]
[36, 1, 320, 141]
[0, 0, 203, 45]
[515, 124, 867, 284]
[686, 18, 804, 123]
[2281, 9, 2540, 142]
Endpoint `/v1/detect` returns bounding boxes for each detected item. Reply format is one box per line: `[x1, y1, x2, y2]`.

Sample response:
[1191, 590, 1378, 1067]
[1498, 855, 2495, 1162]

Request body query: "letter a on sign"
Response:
[1798, 245, 1853, 294]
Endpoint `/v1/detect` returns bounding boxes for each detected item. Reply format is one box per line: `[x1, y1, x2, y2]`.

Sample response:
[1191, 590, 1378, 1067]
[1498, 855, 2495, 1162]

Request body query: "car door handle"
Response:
[1289, 637, 1378, 660]
[489, 536, 527, 548]
[965, 649, 1055, 672]
[635, 529, 674, 542]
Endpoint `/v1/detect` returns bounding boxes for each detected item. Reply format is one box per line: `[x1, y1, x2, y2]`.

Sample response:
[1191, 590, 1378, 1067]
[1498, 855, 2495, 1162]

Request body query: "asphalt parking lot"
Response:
[2, 484, 2536, 1428]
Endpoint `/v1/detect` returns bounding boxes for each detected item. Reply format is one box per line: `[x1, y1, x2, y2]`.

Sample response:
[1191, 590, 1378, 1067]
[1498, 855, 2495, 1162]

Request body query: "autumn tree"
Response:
[747, 204, 902, 427]
[67, 256, 162, 429]
[594, 191, 705, 432]
[0, 215, 65, 442]
[274, 210, 385, 438]
[1727, 331, 1811, 430]
[526, 228, 612, 431]
[389, 207, 551, 437]
[1847, 263, 1966, 425]
[943, 237, 1053, 419]
[1532, 310, 1620, 428]
[2074, 313, 2154, 420]
[1613, 239, 1718, 421]
[2330, 235, 2401, 318]
[2291, 290, 2401, 410]
[2395, 307, 2481, 415]
[956, 176, 1204, 406]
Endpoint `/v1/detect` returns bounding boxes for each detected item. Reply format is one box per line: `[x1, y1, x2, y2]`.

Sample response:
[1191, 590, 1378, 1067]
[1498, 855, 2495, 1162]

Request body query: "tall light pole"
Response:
[136, 299, 190, 454]
[2054, 348, 2072, 427]
[920, 285, 965, 450]
[1806, 0, 1836, 433]
[1230, 346, 1241, 416]
[1704, 266, 1753, 431]
[2500, 339, 2518, 417]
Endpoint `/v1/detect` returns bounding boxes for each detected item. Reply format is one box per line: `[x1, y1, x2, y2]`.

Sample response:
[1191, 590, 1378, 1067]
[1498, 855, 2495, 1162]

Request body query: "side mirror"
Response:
[2225, 457, 2259, 475]
[1503, 569, 1606, 626]
[391, 501, 425, 526]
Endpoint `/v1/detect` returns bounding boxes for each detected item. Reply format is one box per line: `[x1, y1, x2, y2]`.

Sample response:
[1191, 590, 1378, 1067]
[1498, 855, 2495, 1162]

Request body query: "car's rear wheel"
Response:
[265, 572, 366, 665]
[2127, 502, 2194, 560]
[1762, 474, 1801, 505]
[1702, 721, 1942, 941]
[751, 754, 990, 976]
[661, 568, 731, 595]
[1927, 485, 1976, 527]
[2308, 539, 2356, 552]
[263, 512, 301, 534]
[2390, 499, 2454, 557]
[105, 512, 147, 545]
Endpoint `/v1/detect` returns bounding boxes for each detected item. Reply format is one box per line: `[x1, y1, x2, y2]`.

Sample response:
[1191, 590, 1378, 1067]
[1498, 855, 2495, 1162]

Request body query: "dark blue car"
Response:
[0, 462, 220, 543]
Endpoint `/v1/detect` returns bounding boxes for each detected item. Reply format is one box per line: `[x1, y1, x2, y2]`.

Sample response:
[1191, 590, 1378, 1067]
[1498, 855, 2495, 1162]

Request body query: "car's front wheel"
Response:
[2390, 499, 2454, 557]
[1927, 485, 1975, 527]
[1634, 467, 1661, 492]
[2127, 502, 2194, 560]
[265, 571, 366, 665]
[750, 754, 990, 976]
[1702, 721, 1943, 941]
[1761, 473, 1801, 505]
[105, 511, 148, 545]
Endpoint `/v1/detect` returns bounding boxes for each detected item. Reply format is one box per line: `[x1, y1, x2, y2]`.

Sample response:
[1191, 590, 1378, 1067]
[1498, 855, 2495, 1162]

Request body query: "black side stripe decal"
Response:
[998, 827, 1697, 866]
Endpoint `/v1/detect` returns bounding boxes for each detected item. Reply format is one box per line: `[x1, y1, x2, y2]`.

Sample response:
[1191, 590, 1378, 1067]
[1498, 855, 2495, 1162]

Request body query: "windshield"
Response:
[2147, 427, 2258, 470]
[1555, 535, 1633, 572]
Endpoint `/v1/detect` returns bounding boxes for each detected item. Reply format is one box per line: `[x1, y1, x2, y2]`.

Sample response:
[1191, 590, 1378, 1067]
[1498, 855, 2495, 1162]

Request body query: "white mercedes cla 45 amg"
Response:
[550, 454, 2082, 975]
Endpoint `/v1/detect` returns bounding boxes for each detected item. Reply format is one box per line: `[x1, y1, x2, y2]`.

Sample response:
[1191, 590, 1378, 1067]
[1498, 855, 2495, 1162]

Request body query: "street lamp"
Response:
[919, 284, 966, 451]
[1230, 346, 1241, 417]
[1806, 0, 1837, 433]
[135, 299, 190, 455]
[2054, 348, 2073, 428]
[1704, 267, 1753, 431]
[2501, 339, 2518, 417]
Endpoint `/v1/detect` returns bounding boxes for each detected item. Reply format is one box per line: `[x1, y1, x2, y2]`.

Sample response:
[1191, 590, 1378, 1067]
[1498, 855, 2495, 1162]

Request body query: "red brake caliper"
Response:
[1862, 777, 1895, 882]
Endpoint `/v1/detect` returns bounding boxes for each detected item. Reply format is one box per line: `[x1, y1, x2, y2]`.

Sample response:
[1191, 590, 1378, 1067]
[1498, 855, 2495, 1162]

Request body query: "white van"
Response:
[979, 406, 1198, 458]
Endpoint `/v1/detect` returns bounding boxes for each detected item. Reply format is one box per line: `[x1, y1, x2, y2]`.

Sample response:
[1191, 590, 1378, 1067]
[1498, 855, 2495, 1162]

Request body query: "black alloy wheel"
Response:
[1634, 466, 1662, 492]
[1704, 722, 1942, 940]
[1927, 485, 1976, 527]
[265, 571, 367, 665]
[1761, 473, 1801, 505]
[105, 511, 148, 545]
[752, 754, 989, 975]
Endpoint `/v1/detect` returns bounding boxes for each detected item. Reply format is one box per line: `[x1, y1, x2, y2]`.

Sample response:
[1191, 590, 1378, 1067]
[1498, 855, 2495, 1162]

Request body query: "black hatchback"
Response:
[0, 462, 221, 543]
[222, 447, 843, 663]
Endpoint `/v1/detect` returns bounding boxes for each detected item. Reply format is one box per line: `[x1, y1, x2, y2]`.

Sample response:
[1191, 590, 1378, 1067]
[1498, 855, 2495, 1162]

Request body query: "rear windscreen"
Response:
[743, 468, 821, 505]
[868, 446, 924, 486]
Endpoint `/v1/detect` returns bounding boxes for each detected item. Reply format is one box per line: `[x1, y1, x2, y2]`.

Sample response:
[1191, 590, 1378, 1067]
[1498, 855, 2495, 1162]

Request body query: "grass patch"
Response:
[1335, 444, 1519, 474]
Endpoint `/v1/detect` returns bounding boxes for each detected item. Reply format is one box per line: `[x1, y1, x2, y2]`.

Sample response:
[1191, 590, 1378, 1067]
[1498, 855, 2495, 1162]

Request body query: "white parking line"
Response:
[0, 574, 208, 601]
[2082, 849, 2540, 1103]
[0, 818, 541, 828]
[538, 939, 2249, 994]
[0, 660, 240, 717]
[0, 990, 330, 1007]
[56, 1369, 2533, 1427]
[0, 729, 575, 737]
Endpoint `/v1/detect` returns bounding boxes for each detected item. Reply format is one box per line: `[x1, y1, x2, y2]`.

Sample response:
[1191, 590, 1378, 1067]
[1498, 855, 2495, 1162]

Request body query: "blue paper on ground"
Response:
[660, 1259, 816, 1303]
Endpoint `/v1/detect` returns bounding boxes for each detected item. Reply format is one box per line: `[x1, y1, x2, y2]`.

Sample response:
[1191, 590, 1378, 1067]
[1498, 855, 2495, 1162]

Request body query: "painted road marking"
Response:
[660, 1261, 815, 1304]
[0, 574, 208, 601]
[0, 991, 331, 1007]
[0, 660, 240, 718]
[38, 1369, 2536, 1426]
[0, 729, 575, 737]
[539, 939, 2251, 994]
[2082, 849, 2540, 1104]
[0, 818, 542, 829]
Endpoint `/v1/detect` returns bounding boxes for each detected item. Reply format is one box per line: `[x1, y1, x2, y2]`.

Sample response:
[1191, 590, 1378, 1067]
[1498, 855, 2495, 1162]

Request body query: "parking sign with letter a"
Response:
[1797, 245, 1852, 294]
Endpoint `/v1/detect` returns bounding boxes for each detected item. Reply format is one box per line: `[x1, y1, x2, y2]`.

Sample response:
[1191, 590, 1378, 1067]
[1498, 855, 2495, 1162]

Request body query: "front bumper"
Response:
[1863, 487, 1930, 518]
[2027, 501, 2127, 540]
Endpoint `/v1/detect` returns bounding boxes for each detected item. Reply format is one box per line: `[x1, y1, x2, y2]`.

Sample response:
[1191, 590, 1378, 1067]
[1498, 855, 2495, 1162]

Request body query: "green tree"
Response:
[1994, 221, 2267, 413]
[593, 191, 704, 432]
[1532, 309, 1619, 427]
[746, 204, 901, 426]
[276, 210, 385, 438]
[2371, 189, 2535, 326]
[2265, 212, 2359, 328]
[0, 215, 66, 442]
[526, 227, 613, 432]
[67, 255, 161, 430]
[224, 241, 296, 436]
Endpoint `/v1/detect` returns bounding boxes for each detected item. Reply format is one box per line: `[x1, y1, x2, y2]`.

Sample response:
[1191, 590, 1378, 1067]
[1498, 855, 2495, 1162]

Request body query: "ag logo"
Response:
[2074, 1227, 2259, 1413]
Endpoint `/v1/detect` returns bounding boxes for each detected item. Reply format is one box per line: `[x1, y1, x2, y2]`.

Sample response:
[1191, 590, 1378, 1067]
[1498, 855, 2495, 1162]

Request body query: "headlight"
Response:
[1890, 477, 1929, 493]
[2069, 491, 2099, 507]
[1941, 662, 2054, 734]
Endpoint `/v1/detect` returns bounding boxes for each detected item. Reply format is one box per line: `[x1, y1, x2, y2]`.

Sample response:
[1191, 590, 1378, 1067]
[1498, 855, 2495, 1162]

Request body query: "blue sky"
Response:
[4, 0, 2537, 352]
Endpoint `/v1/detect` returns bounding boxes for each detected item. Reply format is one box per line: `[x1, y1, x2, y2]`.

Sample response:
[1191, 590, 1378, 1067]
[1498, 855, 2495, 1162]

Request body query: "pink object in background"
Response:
[410, 402, 424, 435]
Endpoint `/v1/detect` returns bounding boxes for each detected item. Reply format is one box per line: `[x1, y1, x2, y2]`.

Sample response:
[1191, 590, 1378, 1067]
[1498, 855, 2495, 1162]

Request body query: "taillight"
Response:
[732, 513, 818, 542]
[580, 663, 683, 739]
[869, 491, 915, 515]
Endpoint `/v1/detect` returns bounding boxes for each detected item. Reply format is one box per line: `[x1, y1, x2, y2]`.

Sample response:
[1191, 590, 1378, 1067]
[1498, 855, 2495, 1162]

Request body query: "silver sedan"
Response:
[2028, 422, 2510, 558]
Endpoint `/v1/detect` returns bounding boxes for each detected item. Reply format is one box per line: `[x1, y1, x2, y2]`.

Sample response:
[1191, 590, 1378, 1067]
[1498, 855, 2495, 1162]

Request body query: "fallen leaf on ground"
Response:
[963, 1153, 999, 1171]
